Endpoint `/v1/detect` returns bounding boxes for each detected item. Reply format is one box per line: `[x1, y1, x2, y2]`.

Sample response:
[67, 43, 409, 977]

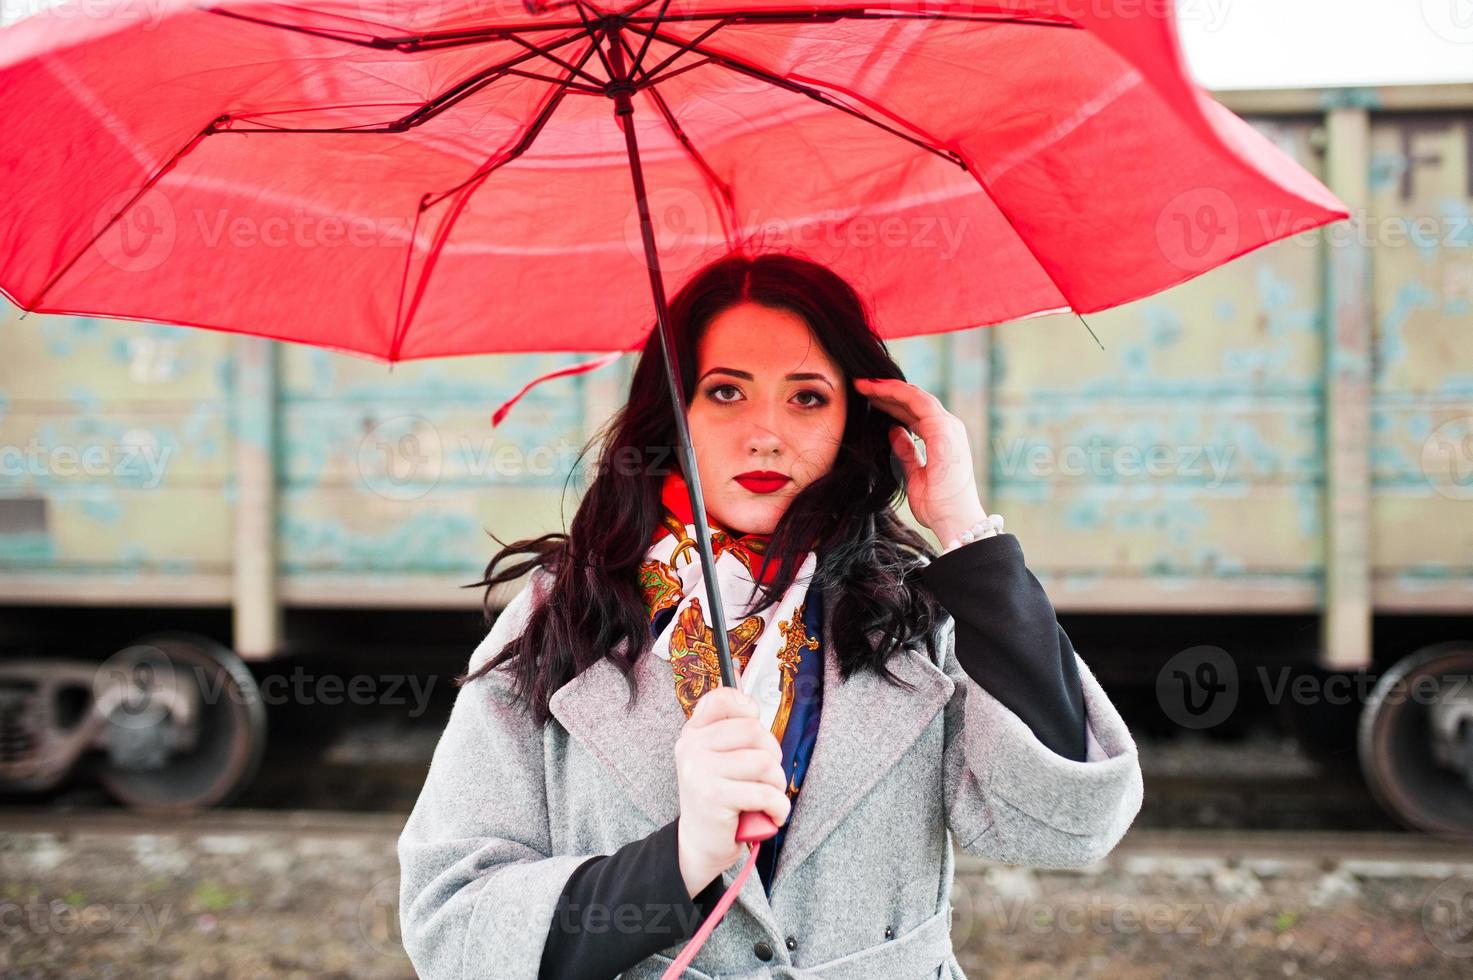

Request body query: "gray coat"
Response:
[398, 566, 1143, 979]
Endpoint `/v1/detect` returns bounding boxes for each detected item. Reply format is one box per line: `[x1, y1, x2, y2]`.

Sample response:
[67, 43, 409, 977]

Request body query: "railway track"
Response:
[1, 805, 1466, 870]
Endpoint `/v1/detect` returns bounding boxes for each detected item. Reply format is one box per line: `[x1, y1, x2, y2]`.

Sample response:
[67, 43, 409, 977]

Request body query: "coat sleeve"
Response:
[397, 569, 593, 980]
[928, 536, 1144, 869]
[917, 535, 1087, 761]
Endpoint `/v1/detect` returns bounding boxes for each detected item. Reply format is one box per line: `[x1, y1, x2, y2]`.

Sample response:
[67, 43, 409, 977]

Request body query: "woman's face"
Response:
[685, 301, 847, 536]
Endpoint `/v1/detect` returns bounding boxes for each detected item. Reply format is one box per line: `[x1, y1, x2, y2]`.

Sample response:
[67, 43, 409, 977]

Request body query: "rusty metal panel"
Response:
[277, 345, 598, 584]
[0, 307, 233, 581]
[1367, 110, 1473, 610]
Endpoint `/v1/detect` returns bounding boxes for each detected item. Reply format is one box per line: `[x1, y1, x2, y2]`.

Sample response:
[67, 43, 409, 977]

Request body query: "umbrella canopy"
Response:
[0, 0, 1347, 363]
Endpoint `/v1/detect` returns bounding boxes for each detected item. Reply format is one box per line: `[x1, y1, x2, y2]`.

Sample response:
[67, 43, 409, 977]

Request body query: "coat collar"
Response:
[547, 581, 955, 932]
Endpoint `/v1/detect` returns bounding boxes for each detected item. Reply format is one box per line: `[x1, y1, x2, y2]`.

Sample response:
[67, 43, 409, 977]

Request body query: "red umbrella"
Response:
[0, 0, 1349, 665]
[0, 1, 1348, 962]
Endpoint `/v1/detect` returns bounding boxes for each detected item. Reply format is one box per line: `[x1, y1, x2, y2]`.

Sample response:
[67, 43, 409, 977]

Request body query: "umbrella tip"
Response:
[1075, 312, 1105, 352]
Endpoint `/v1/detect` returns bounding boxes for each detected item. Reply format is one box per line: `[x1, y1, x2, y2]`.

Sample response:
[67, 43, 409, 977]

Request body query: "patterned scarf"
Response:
[639, 467, 823, 752]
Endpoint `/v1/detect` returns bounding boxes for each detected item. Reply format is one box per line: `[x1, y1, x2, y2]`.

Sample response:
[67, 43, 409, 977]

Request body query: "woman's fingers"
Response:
[889, 425, 921, 482]
[708, 748, 787, 792]
[854, 377, 944, 428]
[696, 717, 783, 756]
[687, 686, 758, 730]
[716, 780, 792, 824]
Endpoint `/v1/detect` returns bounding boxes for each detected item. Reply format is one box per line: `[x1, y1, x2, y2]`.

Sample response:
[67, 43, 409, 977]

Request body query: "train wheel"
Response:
[1358, 642, 1473, 837]
[94, 631, 267, 813]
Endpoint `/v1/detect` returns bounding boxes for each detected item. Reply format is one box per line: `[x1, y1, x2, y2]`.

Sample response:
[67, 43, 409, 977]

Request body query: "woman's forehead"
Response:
[698, 303, 838, 376]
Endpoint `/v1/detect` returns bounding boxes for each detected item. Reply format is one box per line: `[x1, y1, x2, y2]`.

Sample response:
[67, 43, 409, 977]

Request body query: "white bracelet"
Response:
[942, 514, 1005, 554]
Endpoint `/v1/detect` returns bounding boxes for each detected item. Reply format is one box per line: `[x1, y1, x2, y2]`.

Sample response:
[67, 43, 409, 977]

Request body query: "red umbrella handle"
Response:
[736, 811, 778, 843]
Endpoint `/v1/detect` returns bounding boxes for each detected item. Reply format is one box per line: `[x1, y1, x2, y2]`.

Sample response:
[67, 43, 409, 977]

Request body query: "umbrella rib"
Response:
[205, 6, 592, 50]
[210, 31, 599, 135]
[634, 18, 732, 83]
[612, 31, 738, 245]
[639, 56, 716, 88]
[571, 1, 620, 89]
[501, 29, 607, 86]
[22, 115, 227, 313]
[395, 29, 601, 125]
[624, 8, 1079, 29]
[627, 0, 676, 77]
[623, 23, 965, 171]
[388, 36, 605, 361]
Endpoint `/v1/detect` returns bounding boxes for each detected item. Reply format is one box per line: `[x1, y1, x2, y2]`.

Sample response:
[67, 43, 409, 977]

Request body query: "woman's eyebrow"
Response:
[699, 367, 835, 390]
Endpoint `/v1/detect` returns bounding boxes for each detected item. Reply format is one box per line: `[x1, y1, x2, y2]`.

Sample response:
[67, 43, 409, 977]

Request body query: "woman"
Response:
[397, 253, 1143, 980]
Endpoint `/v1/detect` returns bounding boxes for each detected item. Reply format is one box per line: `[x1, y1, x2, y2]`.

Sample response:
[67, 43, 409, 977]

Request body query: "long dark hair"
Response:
[460, 251, 948, 726]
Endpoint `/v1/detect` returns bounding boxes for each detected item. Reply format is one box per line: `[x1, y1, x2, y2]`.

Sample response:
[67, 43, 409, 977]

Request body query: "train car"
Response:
[1, 83, 1470, 833]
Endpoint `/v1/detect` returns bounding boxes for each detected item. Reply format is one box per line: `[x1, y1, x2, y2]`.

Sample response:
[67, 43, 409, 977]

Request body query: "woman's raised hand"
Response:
[674, 686, 791, 899]
[853, 376, 989, 548]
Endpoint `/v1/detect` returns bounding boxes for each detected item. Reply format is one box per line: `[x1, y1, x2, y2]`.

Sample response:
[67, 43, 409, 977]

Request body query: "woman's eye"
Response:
[706, 384, 827, 408]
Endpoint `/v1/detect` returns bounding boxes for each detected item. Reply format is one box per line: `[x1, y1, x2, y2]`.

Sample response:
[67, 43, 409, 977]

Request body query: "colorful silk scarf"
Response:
[639, 470, 825, 815]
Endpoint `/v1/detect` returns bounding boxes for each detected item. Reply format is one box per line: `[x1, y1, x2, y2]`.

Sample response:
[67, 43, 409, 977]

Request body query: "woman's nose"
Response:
[744, 421, 782, 457]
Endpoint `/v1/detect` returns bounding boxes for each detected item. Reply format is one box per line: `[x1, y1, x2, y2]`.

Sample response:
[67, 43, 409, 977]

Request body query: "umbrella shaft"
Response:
[606, 28, 738, 690]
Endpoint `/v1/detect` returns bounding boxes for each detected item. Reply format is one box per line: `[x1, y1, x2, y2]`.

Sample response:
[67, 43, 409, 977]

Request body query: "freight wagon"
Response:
[2, 82, 1470, 835]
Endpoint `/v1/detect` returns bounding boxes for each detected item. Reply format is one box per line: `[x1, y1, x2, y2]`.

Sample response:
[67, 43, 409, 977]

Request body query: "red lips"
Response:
[734, 471, 791, 494]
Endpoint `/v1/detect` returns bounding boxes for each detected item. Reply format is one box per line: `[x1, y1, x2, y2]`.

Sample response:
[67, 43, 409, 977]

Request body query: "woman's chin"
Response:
[716, 497, 786, 536]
